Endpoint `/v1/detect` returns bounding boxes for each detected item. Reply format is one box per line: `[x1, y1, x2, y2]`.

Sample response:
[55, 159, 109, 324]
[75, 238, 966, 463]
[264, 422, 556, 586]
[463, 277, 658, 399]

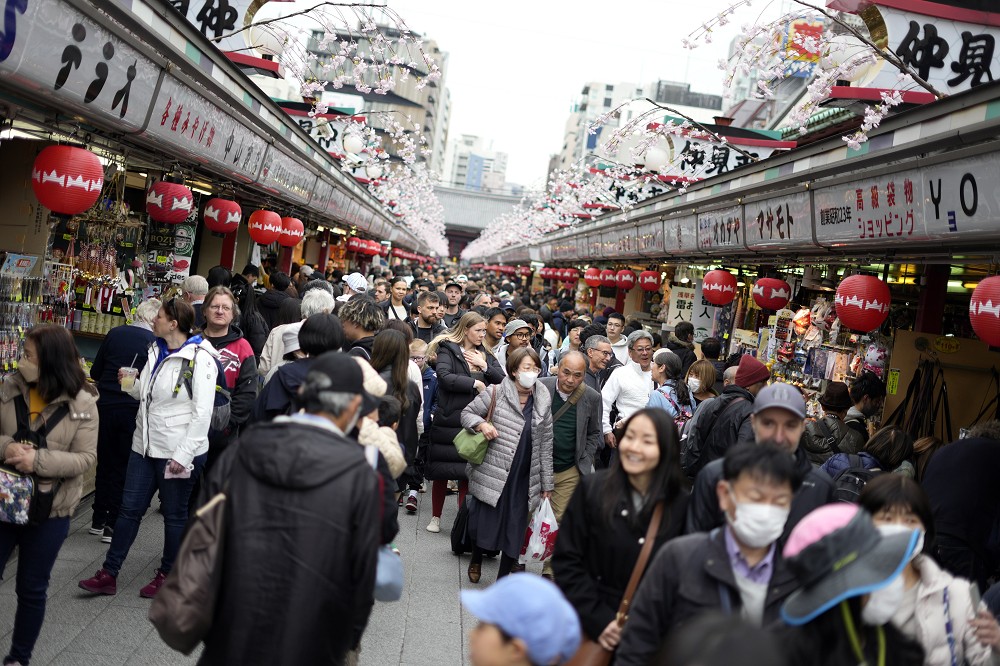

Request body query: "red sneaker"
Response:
[78, 569, 117, 595]
[405, 492, 418, 514]
[139, 570, 168, 599]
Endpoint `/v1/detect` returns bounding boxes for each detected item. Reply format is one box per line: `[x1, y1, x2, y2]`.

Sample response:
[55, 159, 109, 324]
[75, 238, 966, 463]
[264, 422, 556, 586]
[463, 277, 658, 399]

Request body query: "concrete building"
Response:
[305, 26, 451, 171]
[435, 185, 522, 259]
[443, 134, 509, 193]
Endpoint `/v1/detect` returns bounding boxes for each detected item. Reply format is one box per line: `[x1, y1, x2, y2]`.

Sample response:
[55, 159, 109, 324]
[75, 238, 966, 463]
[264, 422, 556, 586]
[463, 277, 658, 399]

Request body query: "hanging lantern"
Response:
[836, 274, 892, 332]
[616, 269, 637, 290]
[278, 217, 304, 247]
[600, 269, 617, 287]
[970, 276, 1000, 347]
[146, 181, 193, 224]
[584, 267, 603, 287]
[247, 209, 282, 245]
[518, 266, 533, 277]
[562, 268, 579, 283]
[639, 270, 661, 292]
[343, 131, 365, 155]
[31, 145, 104, 216]
[203, 198, 241, 234]
[348, 237, 365, 253]
[702, 269, 738, 306]
[643, 146, 668, 172]
[752, 277, 792, 311]
[539, 267, 551, 279]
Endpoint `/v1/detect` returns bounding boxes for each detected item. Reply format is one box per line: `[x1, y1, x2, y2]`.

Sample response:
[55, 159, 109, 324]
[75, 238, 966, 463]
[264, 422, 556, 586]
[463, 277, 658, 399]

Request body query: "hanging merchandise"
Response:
[278, 217, 305, 247]
[600, 269, 617, 287]
[584, 267, 602, 287]
[31, 146, 104, 216]
[247, 210, 282, 245]
[835, 275, 891, 332]
[752, 277, 792, 311]
[616, 269, 636, 290]
[203, 198, 242, 235]
[702, 269, 738, 305]
[639, 270, 660, 291]
[969, 276, 1000, 347]
[146, 181, 194, 225]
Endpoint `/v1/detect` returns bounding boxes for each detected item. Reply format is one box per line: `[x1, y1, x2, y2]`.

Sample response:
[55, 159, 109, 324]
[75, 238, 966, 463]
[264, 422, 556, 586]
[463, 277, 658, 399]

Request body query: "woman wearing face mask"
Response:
[461, 347, 554, 583]
[552, 408, 689, 658]
[776, 503, 926, 666]
[0, 325, 98, 666]
[684, 359, 718, 406]
[647, 350, 696, 423]
[860, 475, 1000, 665]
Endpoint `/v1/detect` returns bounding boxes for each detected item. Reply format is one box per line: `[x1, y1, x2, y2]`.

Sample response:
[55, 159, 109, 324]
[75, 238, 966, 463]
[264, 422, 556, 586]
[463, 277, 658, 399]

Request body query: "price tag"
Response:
[887, 368, 900, 396]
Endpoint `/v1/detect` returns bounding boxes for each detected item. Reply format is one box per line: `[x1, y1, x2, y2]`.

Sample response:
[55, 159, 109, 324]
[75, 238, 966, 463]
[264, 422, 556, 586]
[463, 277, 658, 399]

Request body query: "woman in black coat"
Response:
[424, 312, 504, 534]
[553, 408, 689, 659]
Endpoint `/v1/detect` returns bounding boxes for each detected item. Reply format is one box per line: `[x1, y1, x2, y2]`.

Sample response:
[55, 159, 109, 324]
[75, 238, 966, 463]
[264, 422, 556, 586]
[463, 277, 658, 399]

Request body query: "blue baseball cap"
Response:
[461, 574, 581, 664]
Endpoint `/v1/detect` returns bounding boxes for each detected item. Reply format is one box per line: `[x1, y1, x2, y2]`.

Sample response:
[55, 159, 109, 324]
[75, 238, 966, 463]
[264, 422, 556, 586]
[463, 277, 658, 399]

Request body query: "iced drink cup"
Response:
[120, 367, 138, 391]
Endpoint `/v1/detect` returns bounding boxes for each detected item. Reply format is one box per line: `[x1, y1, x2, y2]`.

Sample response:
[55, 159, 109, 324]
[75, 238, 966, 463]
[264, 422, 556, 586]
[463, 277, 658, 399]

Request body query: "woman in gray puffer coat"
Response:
[461, 346, 554, 584]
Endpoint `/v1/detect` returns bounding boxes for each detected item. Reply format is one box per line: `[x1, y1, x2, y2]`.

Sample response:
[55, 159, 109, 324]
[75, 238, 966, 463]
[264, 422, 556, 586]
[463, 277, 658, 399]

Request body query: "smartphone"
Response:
[164, 466, 192, 479]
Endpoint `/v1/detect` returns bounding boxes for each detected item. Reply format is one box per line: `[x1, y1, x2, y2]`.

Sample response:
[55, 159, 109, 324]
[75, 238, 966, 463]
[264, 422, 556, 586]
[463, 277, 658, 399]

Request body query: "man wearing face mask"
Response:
[774, 503, 926, 665]
[686, 382, 833, 538]
[615, 445, 801, 666]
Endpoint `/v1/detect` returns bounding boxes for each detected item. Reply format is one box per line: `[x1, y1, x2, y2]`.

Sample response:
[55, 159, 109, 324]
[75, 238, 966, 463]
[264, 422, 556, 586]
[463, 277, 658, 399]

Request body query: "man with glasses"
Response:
[496, 319, 549, 378]
[580, 329, 613, 392]
[600, 330, 656, 450]
[605, 312, 629, 364]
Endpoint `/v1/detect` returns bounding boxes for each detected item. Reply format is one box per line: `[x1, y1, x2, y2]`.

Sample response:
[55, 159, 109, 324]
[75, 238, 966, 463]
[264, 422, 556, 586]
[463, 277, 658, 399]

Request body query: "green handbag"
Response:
[454, 386, 497, 465]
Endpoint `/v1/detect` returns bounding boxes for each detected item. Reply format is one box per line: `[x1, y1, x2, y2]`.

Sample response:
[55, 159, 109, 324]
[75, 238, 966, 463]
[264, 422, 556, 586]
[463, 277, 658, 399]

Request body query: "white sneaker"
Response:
[426, 516, 441, 533]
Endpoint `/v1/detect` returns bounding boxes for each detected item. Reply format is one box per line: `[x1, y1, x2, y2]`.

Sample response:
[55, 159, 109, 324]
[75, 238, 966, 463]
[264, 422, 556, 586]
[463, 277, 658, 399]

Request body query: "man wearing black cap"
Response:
[801, 381, 865, 465]
[442, 281, 466, 329]
[686, 382, 833, 539]
[551, 300, 575, 340]
[195, 352, 392, 664]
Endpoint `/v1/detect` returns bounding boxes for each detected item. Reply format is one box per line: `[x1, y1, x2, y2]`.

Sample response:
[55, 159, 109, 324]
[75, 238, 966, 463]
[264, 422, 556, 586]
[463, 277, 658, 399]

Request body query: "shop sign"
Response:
[662, 134, 781, 181]
[691, 280, 718, 344]
[886, 367, 900, 395]
[588, 234, 603, 259]
[257, 147, 317, 205]
[665, 286, 696, 328]
[637, 220, 665, 256]
[309, 177, 336, 216]
[743, 191, 813, 250]
[145, 74, 268, 183]
[602, 175, 673, 209]
[167, 0, 267, 53]
[933, 336, 961, 354]
[813, 167, 928, 246]
[292, 115, 360, 157]
[0, 0, 160, 132]
[576, 235, 588, 259]
[732, 328, 760, 348]
[0, 254, 37, 277]
[922, 152, 1000, 239]
[697, 206, 744, 253]
[862, 5, 1000, 98]
[663, 214, 698, 254]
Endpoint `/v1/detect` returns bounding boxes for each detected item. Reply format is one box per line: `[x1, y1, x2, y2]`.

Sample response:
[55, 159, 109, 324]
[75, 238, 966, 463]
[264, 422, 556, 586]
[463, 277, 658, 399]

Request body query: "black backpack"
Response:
[831, 454, 882, 503]
[173, 350, 232, 434]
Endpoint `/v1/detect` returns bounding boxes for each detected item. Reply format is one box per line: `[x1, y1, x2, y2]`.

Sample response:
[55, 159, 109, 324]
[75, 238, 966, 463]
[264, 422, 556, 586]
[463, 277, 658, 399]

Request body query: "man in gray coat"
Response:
[538, 351, 603, 579]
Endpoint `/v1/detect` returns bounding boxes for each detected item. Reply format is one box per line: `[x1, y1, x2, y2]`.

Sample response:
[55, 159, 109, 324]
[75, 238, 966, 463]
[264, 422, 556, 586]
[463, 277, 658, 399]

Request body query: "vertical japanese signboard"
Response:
[665, 286, 695, 328]
[697, 206, 744, 254]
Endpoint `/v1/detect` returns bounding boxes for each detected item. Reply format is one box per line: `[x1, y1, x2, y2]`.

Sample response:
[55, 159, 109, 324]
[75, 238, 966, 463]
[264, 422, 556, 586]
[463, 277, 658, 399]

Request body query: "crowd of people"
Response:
[3, 259, 1000, 665]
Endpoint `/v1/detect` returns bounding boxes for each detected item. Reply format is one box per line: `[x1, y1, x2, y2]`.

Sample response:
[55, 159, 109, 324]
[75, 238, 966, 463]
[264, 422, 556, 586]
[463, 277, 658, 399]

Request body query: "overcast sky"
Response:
[261, 0, 788, 187]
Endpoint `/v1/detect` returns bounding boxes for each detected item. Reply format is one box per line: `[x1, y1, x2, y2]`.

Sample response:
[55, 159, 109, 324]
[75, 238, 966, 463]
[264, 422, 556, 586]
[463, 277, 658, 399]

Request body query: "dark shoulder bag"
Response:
[3, 395, 71, 525]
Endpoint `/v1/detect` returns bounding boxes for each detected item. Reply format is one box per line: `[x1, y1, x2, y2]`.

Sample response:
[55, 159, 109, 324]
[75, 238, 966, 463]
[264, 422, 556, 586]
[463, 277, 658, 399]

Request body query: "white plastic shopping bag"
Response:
[519, 498, 559, 564]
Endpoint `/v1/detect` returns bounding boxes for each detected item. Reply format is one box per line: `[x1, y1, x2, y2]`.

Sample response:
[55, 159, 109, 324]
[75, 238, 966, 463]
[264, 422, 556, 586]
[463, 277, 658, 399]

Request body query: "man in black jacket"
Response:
[197, 352, 392, 665]
[339, 296, 386, 361]
[617, 445, 801, 665]
[665, 321, 697, 376]
[257, 271, 291, 330]
[686, 382, 833, 537]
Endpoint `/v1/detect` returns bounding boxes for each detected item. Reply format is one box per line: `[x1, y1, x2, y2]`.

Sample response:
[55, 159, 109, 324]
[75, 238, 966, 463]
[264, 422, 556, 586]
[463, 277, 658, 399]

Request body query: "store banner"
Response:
[666, 286, 695, 329]
[664, 214, 698, 254]
[697, 206, 744, 254]
[691, 280, 719, 344]
[744, 190, 814, 251]
[813, 166, 928, 246]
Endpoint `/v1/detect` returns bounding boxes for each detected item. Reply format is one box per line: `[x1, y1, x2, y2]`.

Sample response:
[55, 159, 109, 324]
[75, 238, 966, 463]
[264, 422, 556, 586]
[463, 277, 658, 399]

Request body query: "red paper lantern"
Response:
[836, 275, 891, 332]
[539, 267, 551, 279]
[518, 266, 533, 277]
[584, 267, 602, 287]
[203, 198, 241, 234]
[31, 145, 104, 216]
[278, 217, 304, 247]
[702, 269, 738, 306]
[616, 269, 637, 290]
[600, 269, 617, 288]
[752, 277, 792, 311]
[146, 181, 194, 224]
[247, 209, 282, 245]
[639, 270, 661, 292]
[348, 237, 364, 252]
[563, 268, 579, 283]
[970, 277, 1000, 347]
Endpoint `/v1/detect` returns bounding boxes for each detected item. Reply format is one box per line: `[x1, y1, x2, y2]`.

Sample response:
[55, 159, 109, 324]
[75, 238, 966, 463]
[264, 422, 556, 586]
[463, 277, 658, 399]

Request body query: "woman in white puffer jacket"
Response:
[861, 475, 1000, 666]
[79, 297, 218, 600]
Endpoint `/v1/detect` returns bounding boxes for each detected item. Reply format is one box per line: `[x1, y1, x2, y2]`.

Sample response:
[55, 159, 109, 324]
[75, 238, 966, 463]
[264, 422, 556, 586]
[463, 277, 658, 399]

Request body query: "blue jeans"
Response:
[103, 451, 207, 578]
[0, 516, 71, 665]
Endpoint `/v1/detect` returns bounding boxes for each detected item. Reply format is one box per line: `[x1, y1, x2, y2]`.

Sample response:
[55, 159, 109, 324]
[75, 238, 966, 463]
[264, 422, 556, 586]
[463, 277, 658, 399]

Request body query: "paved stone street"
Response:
[0, 488, 512, 665]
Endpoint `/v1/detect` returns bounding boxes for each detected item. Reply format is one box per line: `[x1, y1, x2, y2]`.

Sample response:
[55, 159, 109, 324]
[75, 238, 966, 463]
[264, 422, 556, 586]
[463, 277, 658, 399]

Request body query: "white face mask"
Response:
[877, 523, 923, 561]
[517, 371, 538, 389]
[862, 574, 905, 626]
[687, 377, 701, 393]
[726, 490, 790, 548]
[18, 357, 39, 384]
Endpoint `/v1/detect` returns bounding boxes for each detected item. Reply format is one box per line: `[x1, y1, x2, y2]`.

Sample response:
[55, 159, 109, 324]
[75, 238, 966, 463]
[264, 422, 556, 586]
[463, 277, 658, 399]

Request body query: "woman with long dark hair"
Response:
[380, 276, 410, 321]
[370, 329, 422, 500]
[0, 325, 98, 666]
[553, 407, 689, 656]
[79, 298, 216, 600]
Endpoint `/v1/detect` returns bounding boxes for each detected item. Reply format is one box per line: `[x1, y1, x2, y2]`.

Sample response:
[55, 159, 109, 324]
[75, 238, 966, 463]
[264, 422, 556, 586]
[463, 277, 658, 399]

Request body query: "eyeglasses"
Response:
[208, 304, 233, 312]
[633, 347, 653, 354]
[410, 355, 425, 362]
[592, 350, 613, 358]
[511, 332, 532, 340]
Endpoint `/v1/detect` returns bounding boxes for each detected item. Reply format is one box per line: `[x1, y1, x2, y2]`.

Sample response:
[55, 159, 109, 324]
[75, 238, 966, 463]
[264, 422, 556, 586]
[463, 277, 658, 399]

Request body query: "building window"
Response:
[605, 84, 614, 91]
[603, 97, 612, 107]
